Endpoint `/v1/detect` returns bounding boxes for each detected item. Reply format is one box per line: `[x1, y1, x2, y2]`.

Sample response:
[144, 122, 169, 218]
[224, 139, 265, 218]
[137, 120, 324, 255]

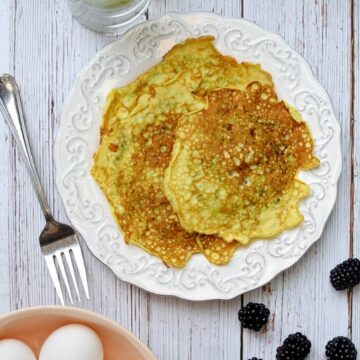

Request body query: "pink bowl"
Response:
[0, 306, 156, 360]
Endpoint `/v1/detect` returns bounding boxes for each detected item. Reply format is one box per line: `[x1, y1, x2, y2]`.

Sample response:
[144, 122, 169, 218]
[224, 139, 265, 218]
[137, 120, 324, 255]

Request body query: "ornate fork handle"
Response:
[0, 74, 53, 221]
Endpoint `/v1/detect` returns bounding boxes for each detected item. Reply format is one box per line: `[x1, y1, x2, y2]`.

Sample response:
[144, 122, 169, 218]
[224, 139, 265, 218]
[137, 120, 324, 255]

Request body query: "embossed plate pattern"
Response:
[54, 13, 341, 300]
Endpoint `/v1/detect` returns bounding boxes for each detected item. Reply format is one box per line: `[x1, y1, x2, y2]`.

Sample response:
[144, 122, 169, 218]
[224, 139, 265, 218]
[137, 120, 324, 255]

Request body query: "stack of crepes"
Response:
[91, 36, 319, 268]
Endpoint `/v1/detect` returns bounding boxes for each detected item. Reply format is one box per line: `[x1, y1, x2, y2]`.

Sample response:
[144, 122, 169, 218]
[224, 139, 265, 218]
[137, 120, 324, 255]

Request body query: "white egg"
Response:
[39, 324, 104, 360]
[0, 339, 36, 360]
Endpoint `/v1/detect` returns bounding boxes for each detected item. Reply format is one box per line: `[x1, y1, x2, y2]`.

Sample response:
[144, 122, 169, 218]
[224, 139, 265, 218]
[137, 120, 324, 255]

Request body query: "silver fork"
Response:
[0, 74, 89, 305]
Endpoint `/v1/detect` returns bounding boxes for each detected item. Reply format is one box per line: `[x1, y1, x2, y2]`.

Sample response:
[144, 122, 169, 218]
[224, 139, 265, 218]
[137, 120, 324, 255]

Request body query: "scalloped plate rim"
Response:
[54, 12, 342, 300]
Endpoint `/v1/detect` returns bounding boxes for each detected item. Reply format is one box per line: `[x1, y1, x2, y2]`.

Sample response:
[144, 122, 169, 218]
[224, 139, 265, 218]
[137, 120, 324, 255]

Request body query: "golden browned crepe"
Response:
[91, 36, 318, 267]
[164, 83, 320, 244]
[91, 36, 273, 267]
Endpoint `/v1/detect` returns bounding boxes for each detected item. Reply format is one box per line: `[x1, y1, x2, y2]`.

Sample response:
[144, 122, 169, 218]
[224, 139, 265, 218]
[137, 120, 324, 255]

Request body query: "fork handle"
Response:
[0, 74, 53, 221]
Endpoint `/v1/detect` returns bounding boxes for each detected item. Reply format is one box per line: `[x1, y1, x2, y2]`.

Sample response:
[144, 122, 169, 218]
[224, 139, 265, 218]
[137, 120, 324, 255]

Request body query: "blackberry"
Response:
[325, 336, 357, 360]
[276, 332, 311, 360]
[330, 258, 360, 290]
[238, 302, 270, 331]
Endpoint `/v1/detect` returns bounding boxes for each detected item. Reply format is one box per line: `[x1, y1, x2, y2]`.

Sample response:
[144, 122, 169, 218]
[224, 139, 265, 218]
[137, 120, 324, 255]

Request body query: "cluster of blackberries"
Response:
[240, 258, 360, 358]
[239, 301, 357, 359]
[238, 302, 311, 359]
[245, 335, 356, 360]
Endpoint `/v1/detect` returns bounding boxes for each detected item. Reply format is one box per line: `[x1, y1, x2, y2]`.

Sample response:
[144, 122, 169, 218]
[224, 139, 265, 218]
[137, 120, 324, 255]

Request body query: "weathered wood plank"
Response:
[242, 1, 351, 358]
[351, 0, 360, 348]
[0, 0, 11, 315]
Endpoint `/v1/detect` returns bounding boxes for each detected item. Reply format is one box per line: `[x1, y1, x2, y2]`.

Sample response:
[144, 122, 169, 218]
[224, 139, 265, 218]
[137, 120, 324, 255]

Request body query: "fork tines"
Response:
[42, 238, 89, 305]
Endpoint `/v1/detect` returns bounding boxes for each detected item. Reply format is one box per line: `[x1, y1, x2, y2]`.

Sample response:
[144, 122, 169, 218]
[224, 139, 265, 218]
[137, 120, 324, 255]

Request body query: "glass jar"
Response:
[67, 0, 150, 34]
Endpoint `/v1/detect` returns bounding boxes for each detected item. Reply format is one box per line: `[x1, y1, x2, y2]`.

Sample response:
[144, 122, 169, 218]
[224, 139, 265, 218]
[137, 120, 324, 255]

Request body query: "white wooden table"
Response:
[0, 1, 358, 359]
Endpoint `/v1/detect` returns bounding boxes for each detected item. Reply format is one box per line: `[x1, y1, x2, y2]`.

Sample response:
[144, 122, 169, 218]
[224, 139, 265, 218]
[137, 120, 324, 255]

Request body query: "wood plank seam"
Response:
[348, 0, 356, 340]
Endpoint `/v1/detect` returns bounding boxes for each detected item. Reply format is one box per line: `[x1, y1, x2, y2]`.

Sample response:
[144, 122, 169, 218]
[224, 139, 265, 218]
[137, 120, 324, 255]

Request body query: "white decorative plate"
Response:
[54, 13, 341, 300]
